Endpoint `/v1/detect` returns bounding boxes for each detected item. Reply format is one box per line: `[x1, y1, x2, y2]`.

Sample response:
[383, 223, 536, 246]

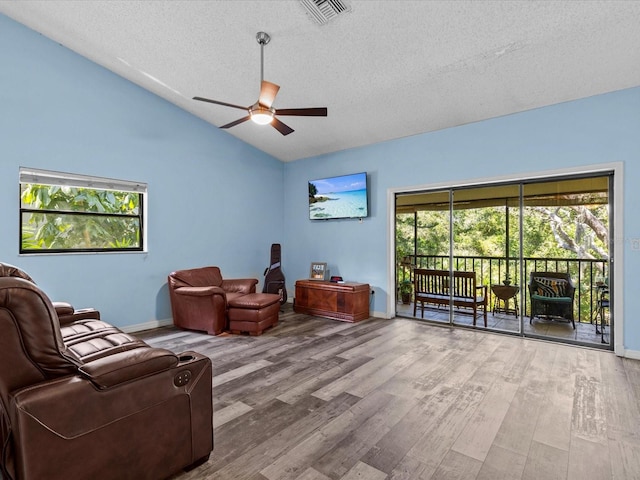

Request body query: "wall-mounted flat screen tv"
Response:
[309, 172, 368, 220]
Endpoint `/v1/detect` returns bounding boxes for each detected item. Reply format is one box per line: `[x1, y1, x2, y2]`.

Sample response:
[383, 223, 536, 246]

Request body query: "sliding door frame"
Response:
[387, 162, 624, 356]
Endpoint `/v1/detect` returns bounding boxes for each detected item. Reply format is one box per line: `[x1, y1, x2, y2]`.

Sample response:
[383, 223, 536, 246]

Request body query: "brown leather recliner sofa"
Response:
[168, 266, 259, 335]
[0, 267, 213, 480]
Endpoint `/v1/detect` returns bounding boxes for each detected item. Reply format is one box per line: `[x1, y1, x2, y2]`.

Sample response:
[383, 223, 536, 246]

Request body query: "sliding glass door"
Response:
[521, 175, 612, 345]
[395, 172, 613, 350]
[451, 184, 522, 333]
[396, 189, 451, 325]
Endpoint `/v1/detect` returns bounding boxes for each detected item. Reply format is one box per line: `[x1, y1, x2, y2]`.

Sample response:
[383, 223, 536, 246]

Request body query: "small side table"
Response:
[491, 284, 519, 317]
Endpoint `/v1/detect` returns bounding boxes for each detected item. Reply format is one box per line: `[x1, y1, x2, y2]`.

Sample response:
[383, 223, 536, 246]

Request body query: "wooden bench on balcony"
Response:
[413, 269, 488, 326]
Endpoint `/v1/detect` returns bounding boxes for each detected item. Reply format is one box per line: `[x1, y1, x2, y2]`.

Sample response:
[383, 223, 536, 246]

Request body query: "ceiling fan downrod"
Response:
[256, 32, 270, 85]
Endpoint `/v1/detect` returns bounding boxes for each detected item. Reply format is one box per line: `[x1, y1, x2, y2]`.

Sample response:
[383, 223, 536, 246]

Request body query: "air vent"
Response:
[299, 0, 352, 25]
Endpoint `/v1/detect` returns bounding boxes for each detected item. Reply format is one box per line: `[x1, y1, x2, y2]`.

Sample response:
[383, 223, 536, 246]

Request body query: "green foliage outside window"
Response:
[20, 184, 142, 252]
[397, 201, 609, 266]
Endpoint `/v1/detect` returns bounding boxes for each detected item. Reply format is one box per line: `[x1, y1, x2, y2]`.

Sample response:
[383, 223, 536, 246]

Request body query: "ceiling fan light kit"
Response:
[250, 104, 275, 125]
[193, 31, 327, 136]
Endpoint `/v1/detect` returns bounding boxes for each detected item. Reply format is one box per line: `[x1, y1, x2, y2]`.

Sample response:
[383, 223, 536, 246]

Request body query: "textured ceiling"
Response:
[2, 1, 639, 162]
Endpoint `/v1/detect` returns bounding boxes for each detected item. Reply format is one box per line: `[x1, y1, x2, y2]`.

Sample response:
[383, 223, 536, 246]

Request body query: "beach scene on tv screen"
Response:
[309, 173, 367, 219]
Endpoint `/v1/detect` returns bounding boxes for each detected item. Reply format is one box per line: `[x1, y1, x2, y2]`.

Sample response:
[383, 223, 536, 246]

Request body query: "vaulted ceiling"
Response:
[2, 1, 639, 162]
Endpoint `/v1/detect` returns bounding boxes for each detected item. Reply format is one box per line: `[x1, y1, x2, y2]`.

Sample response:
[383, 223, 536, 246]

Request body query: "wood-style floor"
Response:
[138, 305, 640, 480]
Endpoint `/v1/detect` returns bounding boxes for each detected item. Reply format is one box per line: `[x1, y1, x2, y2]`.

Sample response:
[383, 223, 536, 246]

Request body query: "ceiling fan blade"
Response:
[220, 116, 251, 129]
[275, 107, 328, 117]
[271, 117, 294, 136]
[193, 96, 248, 111]
[259, 81, 280, 108]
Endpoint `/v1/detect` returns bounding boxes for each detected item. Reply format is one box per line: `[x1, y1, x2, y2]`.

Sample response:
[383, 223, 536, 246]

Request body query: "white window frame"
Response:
[19, 167, 148, 254]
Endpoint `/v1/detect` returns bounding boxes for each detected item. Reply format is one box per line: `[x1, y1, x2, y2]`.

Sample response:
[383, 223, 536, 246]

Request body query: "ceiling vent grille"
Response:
[299, 0, 352, 25]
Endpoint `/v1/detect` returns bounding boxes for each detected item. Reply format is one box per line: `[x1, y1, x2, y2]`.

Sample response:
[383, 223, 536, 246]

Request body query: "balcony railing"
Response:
[398, 254, 608, 324]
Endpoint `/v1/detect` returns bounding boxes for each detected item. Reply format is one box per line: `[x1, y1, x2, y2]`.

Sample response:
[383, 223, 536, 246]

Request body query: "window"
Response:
[19, 168, 146, 254]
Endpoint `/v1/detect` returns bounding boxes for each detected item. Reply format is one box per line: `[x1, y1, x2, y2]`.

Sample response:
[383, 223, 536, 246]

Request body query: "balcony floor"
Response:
[396, 301, 610, 348]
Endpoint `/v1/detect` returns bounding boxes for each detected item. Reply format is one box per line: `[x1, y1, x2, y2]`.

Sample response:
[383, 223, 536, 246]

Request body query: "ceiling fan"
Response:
[193, 32, 327, 136]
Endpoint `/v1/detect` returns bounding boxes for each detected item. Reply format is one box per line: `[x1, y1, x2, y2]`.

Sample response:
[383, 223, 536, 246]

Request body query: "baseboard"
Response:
[622, 348, 640, 360]
[121, 318, 173, 334]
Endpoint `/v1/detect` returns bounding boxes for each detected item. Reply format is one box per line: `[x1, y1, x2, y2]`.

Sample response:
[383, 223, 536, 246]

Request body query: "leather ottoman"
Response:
[227, 292, 280, 335]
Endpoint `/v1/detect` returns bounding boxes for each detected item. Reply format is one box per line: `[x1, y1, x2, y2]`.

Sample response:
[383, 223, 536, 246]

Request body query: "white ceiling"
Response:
[2, 1, 640, 162]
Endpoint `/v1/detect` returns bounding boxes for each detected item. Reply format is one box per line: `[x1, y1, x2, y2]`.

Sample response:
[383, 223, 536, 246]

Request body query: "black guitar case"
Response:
[263, 243, 287, 305]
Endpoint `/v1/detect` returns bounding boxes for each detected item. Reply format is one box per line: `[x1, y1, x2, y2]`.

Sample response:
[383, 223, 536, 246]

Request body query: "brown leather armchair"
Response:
[0, 276, 213, 480]
[168, 266, 258, 335]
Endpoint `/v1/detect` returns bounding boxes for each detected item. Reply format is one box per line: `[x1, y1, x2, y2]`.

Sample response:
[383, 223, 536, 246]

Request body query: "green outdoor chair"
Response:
[528, 272, 576, 329]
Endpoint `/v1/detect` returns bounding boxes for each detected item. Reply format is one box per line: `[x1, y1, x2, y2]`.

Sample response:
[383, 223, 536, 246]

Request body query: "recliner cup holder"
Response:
[178, 354, 195, 362]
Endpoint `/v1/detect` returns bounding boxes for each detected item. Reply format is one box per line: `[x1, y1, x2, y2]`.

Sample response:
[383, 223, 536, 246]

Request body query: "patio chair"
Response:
[528, 272, 576, 328]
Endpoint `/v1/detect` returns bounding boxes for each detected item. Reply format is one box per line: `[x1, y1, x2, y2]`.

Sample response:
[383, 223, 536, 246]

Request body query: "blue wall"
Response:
[2, 14, 640, 353]
[0, 15, 284, 329]
[283, 88, 640, 352]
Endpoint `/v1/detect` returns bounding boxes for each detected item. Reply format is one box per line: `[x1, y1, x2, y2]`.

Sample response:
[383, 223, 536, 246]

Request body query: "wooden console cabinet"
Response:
[294, 280, 370, 322]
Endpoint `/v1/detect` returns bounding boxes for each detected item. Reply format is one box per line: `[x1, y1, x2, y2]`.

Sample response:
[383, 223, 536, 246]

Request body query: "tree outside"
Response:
[20, 184, 141, 251]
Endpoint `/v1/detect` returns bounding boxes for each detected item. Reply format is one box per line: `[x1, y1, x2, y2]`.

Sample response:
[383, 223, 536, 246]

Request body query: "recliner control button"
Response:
[174, 370, 191, 386]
